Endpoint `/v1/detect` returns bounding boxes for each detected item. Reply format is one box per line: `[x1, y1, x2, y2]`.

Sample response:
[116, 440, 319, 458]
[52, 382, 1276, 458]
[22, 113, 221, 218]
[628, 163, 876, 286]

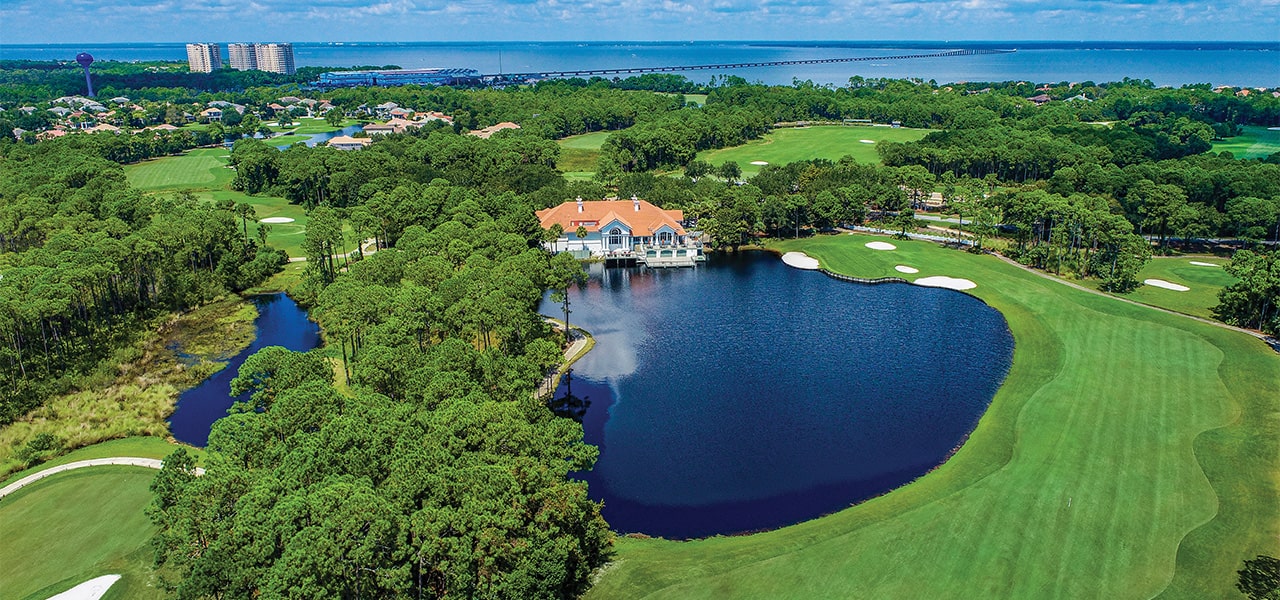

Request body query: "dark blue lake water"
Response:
[3, 41, 1277, 87]
[540, 252, 1013, 538]
[168, 293, 321, 446]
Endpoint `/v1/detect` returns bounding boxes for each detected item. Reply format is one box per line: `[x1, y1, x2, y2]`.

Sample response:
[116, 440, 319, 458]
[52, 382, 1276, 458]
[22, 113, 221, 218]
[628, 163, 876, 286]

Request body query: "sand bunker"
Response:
[914, 276, 977, 291]
[259, 217, 295, 224]
[860, 139, 876, 144]
[865, 241, 896, 251]
[750, 161, 769, 166]
[1189, 261, 1221, 267]
[1145, 278, 1190, 291]
[895, 265, 919, 274]
[781, 252, 820, 270]
[49, 575, 121, 600]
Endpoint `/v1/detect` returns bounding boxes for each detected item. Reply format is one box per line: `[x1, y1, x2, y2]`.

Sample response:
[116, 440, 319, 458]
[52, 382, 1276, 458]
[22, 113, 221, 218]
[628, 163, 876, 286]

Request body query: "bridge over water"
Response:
[480, 48, 1015, 83]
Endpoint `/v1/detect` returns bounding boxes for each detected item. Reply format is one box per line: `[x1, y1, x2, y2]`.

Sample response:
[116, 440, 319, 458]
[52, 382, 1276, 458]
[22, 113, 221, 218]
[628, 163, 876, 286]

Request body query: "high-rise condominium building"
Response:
[254, 43, 296, 75]
[228, 43, 258, 71]
[186, 43, 222, 73]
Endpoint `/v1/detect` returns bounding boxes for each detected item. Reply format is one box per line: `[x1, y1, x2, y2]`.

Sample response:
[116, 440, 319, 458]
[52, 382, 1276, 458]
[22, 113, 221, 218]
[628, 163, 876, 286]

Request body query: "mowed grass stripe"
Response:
[124, 148, 233, 191]
[0, 468, 163, 600]
[587, 235, 1278, 599]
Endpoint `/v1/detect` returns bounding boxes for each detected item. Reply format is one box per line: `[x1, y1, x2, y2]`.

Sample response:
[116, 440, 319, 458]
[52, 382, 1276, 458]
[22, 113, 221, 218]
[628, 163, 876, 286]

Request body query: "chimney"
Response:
[576, 196, 583, 213]
[632, 194, 640, 212]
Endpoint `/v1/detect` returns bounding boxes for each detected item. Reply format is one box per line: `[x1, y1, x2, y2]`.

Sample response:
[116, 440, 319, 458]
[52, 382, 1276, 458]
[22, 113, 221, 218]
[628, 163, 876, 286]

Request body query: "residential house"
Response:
[1027, 94, 1052, 106]
[201, 107, 223, 122]
[327, 136, 372, 151]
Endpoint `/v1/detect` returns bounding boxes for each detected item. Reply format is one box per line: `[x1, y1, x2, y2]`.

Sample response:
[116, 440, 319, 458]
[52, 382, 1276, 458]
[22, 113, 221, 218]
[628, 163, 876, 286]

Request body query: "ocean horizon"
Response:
[2, 40, 1277, 87]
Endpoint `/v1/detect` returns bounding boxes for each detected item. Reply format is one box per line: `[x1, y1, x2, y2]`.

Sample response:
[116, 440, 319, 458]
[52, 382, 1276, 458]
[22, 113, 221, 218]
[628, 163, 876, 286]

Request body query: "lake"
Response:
[168, 293, 321, 447]
[541, 252, 1014, 538]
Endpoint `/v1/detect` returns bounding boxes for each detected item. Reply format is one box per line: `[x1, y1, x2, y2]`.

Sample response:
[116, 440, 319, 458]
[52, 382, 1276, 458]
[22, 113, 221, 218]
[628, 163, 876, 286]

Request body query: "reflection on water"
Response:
[168, 294, 320, 447]
[540, 251, 1014, 538]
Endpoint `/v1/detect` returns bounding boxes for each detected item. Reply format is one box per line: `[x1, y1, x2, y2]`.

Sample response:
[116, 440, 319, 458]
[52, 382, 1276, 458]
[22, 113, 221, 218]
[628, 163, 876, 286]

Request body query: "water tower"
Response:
[76, 52, 95, 98]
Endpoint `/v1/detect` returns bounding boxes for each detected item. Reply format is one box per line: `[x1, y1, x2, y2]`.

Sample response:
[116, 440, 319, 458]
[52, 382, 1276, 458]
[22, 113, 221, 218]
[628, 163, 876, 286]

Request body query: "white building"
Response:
[327, 136, 372, 151]
[255, 43, 296, 75]
[186, 43, 222, 73]
[537, 197, 696, 265]
[228, 43, 257, 71]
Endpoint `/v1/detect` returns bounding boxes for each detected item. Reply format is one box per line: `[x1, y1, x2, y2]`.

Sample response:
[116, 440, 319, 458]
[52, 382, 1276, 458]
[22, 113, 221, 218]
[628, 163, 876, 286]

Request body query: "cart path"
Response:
[0, 457, 204, 500]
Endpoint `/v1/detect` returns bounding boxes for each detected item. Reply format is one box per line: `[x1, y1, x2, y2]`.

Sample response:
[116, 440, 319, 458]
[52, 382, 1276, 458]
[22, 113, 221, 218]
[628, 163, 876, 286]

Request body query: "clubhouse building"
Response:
[537, 197, 702, 267]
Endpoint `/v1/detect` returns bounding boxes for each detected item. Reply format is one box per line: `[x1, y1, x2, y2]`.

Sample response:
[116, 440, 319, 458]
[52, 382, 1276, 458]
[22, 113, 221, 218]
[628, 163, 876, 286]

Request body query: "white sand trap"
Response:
[914, 276, 977, 291]
[49, 575, 121, 600]
[1189, 261, 1221, 267]
[259, 217, 295, 224]
[750, 161, 769, 166]
[860, 139, 876, 144]
[895, 265, 919, 274]
[865, 241, 896, 251]
[781, 251, 820, 270]
[1145, 278, 1190, 291]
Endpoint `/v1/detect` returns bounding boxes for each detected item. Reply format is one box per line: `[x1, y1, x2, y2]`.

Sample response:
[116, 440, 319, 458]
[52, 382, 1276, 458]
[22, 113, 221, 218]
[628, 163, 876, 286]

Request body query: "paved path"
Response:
[536, 319, 592, 398]
[287, 239, 378, 263]
[0, 457, 204, 500]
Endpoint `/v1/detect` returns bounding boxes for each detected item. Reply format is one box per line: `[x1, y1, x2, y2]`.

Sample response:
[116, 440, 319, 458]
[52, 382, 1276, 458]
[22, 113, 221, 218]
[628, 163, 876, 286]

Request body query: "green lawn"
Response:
[0, 468, 165, 600]
[1211, 125, 1280, 159]
[125, 149, 334, 258]
[588, 234, 1279, 599]
[699, 125, 930, 177]
[125, 148, 234, 191]
[557, 131, 615, 177]
[1076, 255, 1238, 319]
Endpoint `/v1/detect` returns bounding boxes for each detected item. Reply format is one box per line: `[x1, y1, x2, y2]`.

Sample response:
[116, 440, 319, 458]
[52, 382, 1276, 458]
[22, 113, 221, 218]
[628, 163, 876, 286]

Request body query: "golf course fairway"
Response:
[586, 234, 1279, 599]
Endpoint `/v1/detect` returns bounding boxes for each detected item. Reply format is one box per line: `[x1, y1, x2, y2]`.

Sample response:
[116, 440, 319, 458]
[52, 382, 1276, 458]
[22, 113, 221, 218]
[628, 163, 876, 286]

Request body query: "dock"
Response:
[603, 244, 705, 268]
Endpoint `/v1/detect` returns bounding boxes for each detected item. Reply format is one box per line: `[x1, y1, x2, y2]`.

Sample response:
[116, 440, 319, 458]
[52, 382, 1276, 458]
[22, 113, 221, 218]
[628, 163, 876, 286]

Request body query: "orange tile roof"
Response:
[537, 199, 685, 237]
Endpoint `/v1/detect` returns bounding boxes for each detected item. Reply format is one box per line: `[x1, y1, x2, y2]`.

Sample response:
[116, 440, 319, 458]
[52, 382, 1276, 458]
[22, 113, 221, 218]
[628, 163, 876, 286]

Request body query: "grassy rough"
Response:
[586, 234, 1279, 599]
[557, 131, 615, 176]
[699, 125, 930, 177]
[0, 468, 165, 600]
[0, 299, 255, 478]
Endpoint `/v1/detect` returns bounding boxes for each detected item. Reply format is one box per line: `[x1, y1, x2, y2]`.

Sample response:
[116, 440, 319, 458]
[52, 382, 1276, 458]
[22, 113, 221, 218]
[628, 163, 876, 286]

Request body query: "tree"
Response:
[717, 161, 742, 184]
[684, 160, 713, 181]
[1237, 555, 1280, 600]
[574, 225, 588, 251]
[324, 108, 344, 128]
[547, 252, 586, 338]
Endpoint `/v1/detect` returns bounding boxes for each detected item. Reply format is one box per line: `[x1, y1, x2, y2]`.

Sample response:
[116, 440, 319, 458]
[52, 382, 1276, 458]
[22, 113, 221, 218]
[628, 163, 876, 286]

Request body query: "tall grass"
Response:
[0, 298, 258, 478]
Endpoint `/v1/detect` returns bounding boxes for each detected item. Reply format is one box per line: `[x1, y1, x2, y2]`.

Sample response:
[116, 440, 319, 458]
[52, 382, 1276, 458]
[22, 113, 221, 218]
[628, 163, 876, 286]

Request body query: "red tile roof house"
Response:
[537, 197, 693, 260]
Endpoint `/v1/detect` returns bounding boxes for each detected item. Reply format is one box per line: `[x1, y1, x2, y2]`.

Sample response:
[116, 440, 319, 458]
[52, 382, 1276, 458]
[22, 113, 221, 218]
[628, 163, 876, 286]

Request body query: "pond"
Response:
[273, 124, 364, 148]
[168, 293, 321, 447]
[539, 251, 1014, 539]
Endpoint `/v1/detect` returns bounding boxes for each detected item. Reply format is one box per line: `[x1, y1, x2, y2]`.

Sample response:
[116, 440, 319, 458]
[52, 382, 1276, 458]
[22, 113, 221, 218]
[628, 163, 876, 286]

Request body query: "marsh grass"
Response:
[0, 298, 257, 478]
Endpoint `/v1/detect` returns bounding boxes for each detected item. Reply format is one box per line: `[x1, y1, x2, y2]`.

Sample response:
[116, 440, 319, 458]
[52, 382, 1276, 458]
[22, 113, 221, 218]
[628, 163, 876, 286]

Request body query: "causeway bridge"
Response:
[480, 48, 1015, 83]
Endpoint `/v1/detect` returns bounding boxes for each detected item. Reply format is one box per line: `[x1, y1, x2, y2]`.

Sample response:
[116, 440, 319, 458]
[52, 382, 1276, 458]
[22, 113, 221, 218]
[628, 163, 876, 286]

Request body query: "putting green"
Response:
[0, 468, 164, 599]
[1077, 255, 1239, 319]
[698, 125, 929, 177]
[1211, 125, 1280, 159]
[587, 235, 1278, 599]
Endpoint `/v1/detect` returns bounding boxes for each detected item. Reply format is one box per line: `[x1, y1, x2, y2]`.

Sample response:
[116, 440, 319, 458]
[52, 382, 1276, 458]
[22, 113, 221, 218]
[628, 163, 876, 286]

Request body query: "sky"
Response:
[1, 0, 1277, 44]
